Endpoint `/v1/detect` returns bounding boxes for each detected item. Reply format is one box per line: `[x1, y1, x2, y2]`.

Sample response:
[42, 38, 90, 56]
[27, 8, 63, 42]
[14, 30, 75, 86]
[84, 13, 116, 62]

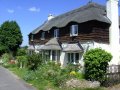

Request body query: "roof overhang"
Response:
[62, 43, 83, 53]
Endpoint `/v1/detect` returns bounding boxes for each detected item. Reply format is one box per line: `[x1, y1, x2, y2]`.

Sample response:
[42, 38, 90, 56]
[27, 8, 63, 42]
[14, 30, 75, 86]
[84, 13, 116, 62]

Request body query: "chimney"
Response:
[48, 14, 54, 20]
[107, 0, 120, 65]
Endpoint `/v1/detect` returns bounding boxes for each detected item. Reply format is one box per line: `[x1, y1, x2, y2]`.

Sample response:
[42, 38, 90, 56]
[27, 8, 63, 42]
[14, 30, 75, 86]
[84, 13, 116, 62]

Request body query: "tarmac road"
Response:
[0, 66, 36, 90]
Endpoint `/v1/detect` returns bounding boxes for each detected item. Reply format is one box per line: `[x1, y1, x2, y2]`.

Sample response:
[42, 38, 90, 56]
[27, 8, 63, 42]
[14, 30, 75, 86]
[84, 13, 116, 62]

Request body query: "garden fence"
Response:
[103, 65, 120, 86]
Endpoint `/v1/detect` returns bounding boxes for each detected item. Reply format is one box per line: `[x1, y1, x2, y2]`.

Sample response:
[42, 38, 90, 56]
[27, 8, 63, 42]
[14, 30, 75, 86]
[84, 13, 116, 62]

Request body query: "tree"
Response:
[0, 21, 23, 56]
[83, 48, 112, 82]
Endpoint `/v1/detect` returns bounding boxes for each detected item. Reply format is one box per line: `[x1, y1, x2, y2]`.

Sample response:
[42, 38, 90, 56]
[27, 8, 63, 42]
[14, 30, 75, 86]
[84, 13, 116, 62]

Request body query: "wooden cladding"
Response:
[29, 21, 109, 45]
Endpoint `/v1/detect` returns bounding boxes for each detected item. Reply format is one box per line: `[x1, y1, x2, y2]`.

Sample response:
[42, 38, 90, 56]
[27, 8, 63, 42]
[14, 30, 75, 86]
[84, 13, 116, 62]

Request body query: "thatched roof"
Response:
[30, 2, 111, 34]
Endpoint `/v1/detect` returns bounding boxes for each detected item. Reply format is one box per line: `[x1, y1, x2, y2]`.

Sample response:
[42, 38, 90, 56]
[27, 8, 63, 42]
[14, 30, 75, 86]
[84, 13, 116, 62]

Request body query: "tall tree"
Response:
[0, 21, 23, 56]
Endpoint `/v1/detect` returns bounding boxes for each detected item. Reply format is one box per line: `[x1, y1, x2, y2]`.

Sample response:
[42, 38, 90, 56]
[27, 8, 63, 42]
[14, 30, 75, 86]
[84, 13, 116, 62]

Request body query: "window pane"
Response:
[74, 25, 78, 34]
[41, 32, 45, 39]
[52, 51, 56, 61]
[70, 25, 78, 36]
[75, 53, 79, 63]
[71, 53, 74, 63]
[54, 29, 59, 38]
[68, 53, 70, 63]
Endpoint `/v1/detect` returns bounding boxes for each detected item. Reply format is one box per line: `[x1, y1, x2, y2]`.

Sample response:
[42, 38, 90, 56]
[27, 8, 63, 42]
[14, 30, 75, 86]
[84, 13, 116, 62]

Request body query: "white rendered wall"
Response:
[107, 0, 120, 65]
[94, 42, 111, 53]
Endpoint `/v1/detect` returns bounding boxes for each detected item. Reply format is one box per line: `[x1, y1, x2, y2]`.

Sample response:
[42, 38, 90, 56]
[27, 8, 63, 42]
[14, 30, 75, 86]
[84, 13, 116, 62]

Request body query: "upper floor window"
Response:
[54, 29, 59, 38]
[70, 25, 78, 36]
[41, 32, 45, 40]
[31, 35, 34, 41]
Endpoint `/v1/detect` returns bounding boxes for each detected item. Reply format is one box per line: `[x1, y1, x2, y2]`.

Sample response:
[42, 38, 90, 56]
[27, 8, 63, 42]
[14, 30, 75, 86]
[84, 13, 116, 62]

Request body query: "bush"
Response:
[66, 64, 81, 72]
[23, 70, 37, 81]
[16, 48, 27, 56]
[1, 53, 11, 66]
[16, 56, 27, 68]
[27, 53, 43, 70]
[83, 48, 112, 82]
[32, 62, 69, 87]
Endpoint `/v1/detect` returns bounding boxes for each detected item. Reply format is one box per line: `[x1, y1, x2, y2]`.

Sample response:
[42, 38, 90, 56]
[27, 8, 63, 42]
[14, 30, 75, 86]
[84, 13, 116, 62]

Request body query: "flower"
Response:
[70, 71, 77, 76]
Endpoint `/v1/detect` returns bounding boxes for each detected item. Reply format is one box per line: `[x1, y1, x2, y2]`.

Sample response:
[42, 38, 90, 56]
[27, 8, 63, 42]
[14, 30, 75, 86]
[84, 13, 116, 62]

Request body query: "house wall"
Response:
[29, 20, 109, 45]
[29, 20, 111, 67]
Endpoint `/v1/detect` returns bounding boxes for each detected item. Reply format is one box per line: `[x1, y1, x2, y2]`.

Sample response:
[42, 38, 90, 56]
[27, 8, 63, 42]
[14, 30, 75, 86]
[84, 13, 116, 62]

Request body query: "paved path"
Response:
[0, 66, 36, 90]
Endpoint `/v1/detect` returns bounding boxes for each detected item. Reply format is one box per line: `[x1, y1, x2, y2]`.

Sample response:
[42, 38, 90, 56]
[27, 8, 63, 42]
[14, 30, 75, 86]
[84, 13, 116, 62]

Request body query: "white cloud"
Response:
[28, 7, 40, 12]
[7, 9, 14, 13]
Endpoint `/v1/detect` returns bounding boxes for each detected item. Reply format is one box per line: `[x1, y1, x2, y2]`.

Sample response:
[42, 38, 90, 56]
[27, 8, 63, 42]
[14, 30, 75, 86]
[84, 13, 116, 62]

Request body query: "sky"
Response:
[0, 0, 117, 46]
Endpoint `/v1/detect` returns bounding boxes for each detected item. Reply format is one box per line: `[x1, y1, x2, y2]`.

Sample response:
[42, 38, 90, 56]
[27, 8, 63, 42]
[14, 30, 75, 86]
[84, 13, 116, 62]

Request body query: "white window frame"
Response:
[70, 25, 78, 36]
[54, 29, 59, 38]
[41, 32, 45, 40]
[68, 53, 79, 64]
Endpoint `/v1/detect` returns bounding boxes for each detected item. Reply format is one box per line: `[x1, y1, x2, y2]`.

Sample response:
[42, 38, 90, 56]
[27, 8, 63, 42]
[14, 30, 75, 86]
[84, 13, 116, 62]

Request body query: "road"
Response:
[0, 66, 36, 90]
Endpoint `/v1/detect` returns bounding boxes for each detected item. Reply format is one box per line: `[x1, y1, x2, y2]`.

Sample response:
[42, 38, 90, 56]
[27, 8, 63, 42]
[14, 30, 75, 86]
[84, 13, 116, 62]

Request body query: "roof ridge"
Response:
[51, 2, 105, 21]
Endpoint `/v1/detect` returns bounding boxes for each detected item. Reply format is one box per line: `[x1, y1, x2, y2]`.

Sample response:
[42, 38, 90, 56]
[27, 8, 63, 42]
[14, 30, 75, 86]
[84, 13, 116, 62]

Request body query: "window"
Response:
[54, 29, 59, 38]
[31, 35, 34, 41]
[70, 25, 78, 36]
[51, 50, 60, 62]
[41, 32, 45, 40]
[68, 53, 79, 64]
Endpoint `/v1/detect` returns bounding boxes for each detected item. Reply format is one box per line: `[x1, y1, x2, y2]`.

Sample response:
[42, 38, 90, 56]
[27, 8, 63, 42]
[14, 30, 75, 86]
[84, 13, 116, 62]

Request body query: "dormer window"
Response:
[70, 25, 78, 36]
[54, 29, 59, 38]
[41, 32, 45, 40]
[31, 35, 34, 41]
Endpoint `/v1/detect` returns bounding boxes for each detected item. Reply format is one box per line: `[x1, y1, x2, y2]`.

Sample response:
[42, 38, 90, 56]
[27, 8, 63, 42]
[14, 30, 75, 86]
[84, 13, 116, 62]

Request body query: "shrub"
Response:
[83, 48, 112, 82]
[16, 48, 27, 56]
[16, 56, 27, 68]
[27, 53, 43, 70]
[66, 64, 81, 72]
[23, 71, 37, 81]
[33, 62, 70, 87]
[1, 53, 11, 66]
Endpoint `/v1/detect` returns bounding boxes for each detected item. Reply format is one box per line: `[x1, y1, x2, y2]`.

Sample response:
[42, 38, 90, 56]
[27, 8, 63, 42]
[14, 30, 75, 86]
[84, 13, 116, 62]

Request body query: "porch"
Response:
[38, 38, 84, 67]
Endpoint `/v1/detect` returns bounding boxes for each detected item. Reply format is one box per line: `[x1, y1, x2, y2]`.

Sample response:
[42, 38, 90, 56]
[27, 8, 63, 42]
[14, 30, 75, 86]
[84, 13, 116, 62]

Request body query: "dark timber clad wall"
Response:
[29, 21, 109, 45]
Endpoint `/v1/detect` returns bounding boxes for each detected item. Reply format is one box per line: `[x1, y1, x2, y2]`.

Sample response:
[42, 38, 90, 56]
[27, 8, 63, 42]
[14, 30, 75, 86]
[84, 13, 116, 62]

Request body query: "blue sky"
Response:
[0, 0, 113, 46]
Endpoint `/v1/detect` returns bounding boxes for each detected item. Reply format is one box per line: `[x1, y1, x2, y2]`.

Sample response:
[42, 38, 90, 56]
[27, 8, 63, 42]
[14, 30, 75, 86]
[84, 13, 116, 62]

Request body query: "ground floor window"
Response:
[52, 50, 60, 62]
[68, 53, 79, 64]
[29, 50, 34, 55]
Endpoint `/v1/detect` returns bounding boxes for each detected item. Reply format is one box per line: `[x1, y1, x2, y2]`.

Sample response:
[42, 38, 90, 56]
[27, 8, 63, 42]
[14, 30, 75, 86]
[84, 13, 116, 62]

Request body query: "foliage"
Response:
[27, 53, 43, 70]
[23, 70, 37, 81]
[1, 53, 11, 66]
[16, 56, 27, 68]
[0, 45, 8, 56]
[16, 47, 28, 68]
[66, 64, 81, 72]
[0, 21, 23, 56]
[16, 48, 27, 56]
[83, 48, 112, 82]
[5, 52, 84, 90]
[7, 60, 106, 90]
